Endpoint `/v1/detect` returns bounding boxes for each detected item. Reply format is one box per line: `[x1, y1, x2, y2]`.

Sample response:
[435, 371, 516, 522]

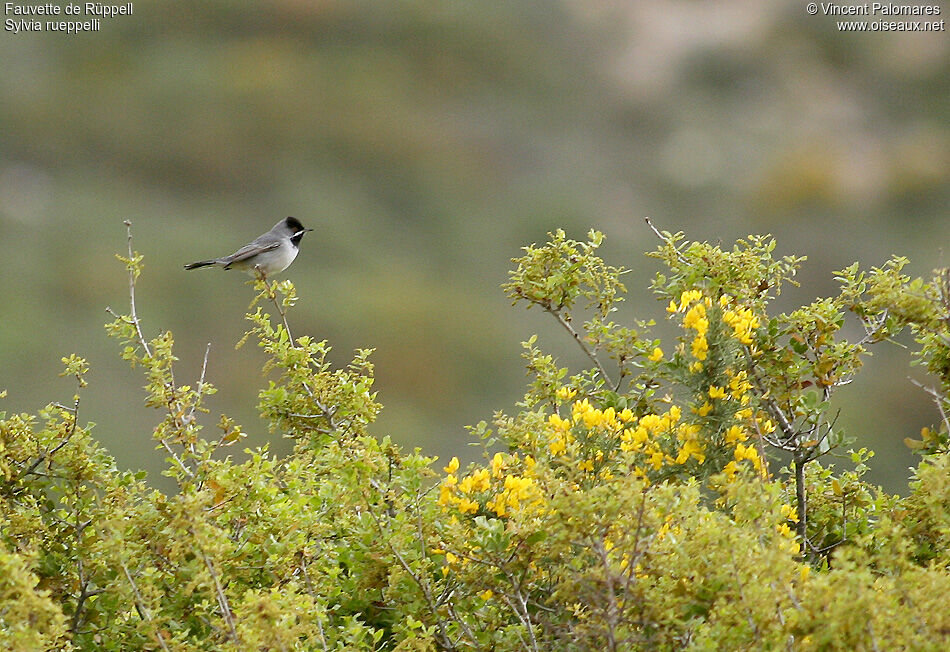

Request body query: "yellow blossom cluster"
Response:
[669, 289, 711, 366]
[780, 503, 799, 523]
[734, 442, 764, 472]
[438, 453, 543, 518]
[697, 370, 753, 416]
[485, 474, 540, 517]
[547, 398, 636, 459]
[620, 408, 680, 469]
[718, 406, 776, 480]
[723, 305, 760, 346]
[775, 519, 800, 555]
[725, 369, 753, 404]
[551, 395, 712, 475]
[669, 291, 762, 370]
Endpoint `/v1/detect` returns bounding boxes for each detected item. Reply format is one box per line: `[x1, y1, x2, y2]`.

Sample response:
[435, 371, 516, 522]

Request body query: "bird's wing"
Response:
[223, 240, 282, 265]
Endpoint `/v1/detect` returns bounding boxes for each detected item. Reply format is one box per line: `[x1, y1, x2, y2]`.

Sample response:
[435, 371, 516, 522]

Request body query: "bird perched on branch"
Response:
[184, 217, 312, 277]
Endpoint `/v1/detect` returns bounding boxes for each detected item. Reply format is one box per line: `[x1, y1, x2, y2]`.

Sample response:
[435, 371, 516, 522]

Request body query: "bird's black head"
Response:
[284, 216, 312, 247]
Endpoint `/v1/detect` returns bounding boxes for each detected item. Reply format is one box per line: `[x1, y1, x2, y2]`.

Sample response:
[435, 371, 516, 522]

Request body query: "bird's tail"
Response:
[183, 260, 219, 270]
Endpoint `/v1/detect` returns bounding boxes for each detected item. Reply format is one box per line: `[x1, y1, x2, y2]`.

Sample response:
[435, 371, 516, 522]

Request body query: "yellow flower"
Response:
[618, 408, 635, 423]
[676, 423, 700, 443]
[724, 425, 747, 444]
[640, 414, 662, 431]
[708, 385, 727, 400]
[488, 475, 541, 517]
[648, 347, 663, 362]
[780, 504, 799, 523]
[691, 334, 708, 360]
[689, 361, 703, 373]
[491, 452, 505, 478]
[556, 386, 577, 402]
[683, 303, 708, 333]
[479, 590, 494, 600]
[734, 443, 754, 461]
[472, 469, 491, 492]
[443, 456, 460, 474]
[438, 484, 456, 506]
[548, 413, 570, 431]
[572, 397, 592, 414]
[620, 426, 648, 453]
[678, 289, 703, 310]
[457, 498, 479, 514]
[675, 438, 705, 464]
[695, 401, 713, 417]
[486, 495, 506, 517]
[722, 461, 739, 480]
[734, 443, 763, 471]
[459, 469, 491, 494]
[583, 406, 603, 428]
[550, 435, 567, 457]
[723, 307, 759, 345]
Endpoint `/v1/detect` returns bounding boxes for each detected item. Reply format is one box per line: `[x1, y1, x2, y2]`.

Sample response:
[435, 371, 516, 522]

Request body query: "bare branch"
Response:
[187, 342, 212, 423]
[644, 217, 688, 265]
[123, 220, 152, 357]
[909, 377, 950, 436]
[544, 306, 616, 390]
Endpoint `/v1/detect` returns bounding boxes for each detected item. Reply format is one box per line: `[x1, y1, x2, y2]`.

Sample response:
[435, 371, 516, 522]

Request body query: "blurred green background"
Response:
[1, 1, 946, 493]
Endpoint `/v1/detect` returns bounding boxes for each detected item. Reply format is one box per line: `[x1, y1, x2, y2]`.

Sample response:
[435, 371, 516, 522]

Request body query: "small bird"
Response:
[184, 217, 313, 276]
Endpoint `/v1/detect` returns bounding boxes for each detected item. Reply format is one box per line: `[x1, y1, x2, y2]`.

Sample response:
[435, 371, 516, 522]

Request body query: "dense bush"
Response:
[2, 223, 948, 650]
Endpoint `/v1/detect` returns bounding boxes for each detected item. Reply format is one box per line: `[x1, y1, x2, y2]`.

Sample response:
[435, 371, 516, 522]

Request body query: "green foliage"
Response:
[2, 225, 949, 650]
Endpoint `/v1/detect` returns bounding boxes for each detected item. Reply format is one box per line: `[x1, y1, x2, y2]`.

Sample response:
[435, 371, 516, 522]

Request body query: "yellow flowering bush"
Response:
[2, 225, 949, 650]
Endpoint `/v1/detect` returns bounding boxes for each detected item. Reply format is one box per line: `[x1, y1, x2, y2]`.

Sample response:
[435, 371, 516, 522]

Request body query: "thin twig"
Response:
[187, 343, 212, 422]
[644, 217, 688, 265]
[295, 558, 330, 651]
[593, 535, 619, 652]
[123, 221, 151, 358]
[544, 306, 616, 389]
[121, 561, 171, 652]
[909, 377, 950, 436]
[256, 271, 295, 345]
[199, 547, 239, 645]
[20, 394, 81, 480]
[116, 221, 195, 479]
[364, 494, 469, 650]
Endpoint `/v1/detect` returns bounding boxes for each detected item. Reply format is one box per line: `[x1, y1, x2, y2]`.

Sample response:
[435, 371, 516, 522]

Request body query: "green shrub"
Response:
[2, 223, 948, 650]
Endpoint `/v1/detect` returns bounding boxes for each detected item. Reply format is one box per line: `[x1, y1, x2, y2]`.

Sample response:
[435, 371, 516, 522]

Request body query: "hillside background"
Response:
[1, 0, 946, 493]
